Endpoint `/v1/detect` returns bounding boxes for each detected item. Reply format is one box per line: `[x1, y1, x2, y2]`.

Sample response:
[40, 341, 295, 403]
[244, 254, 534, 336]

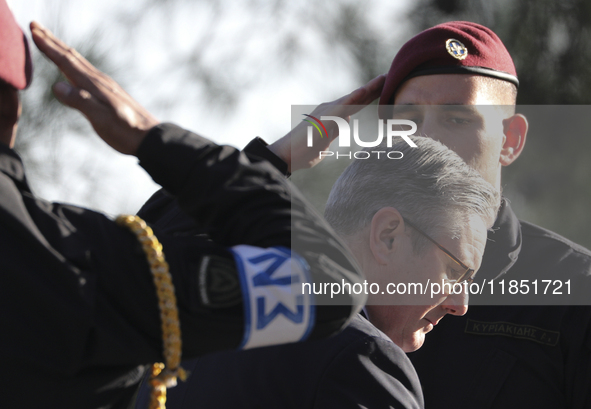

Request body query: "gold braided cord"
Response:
[116, 215, 188, 409]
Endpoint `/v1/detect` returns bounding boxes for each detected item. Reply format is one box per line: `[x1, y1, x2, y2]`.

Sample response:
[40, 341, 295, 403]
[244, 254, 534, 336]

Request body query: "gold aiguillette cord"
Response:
[116, 215, 188, 409]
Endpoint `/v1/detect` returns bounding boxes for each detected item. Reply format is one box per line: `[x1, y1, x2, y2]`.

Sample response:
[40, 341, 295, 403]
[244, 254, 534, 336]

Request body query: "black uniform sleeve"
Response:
[243, 136, 290, 177]
[136, 124, 365, 343]
[134, 126, 365, 344]
[137, 124, 292, 248]
[136, 135, 288, 236]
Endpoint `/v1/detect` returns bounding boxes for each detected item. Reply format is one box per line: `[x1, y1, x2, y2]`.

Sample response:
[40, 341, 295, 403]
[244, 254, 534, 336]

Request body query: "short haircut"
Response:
[324, 136, 500, 253]
[476, 76, 518, 107]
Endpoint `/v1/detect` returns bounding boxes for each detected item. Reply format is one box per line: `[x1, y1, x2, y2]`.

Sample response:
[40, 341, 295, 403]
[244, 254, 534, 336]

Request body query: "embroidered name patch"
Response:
[465, 319, 560, 346]
[231, 245, 315, 349]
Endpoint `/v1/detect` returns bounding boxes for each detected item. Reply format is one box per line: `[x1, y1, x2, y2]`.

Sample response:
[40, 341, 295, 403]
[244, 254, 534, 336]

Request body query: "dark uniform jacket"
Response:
[0, 124, 364, 409]
[133, 138, 425, 409]
[135, 314, 424, 409]
[409, 200, 591, 409]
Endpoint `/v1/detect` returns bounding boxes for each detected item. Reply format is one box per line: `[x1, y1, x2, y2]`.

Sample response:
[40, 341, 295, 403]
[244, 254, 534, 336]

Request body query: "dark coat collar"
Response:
[0, 143, 31, 193]
[477, 198, 523, 282]
[0, 145, 63, 259]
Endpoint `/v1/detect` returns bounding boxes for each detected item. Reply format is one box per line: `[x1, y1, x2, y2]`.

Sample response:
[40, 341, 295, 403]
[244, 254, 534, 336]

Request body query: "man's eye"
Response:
[448, 117, 470, 125]
[393, 114, 422, 124]
[403, 117, 422, 125]
[448, 267, 463, 279]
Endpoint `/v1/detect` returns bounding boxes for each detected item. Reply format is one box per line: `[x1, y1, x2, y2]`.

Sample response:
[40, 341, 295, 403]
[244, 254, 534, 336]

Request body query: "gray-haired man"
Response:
[324, 136, 499, 352]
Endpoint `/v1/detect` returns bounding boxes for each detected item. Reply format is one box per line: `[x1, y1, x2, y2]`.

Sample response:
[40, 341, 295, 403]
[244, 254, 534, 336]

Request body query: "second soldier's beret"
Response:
[379, 21, 518, 105]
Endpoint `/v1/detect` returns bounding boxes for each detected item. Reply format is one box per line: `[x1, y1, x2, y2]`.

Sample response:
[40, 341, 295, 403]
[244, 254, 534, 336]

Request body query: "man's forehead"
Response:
[444, 216, 488, 270]
[392, 104, 482, 114]
[393, 74, 496, 106]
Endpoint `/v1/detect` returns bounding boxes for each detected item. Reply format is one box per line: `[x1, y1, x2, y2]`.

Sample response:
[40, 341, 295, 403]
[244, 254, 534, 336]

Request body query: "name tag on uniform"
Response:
[231, 245, 315, 349]
[465, 319, 560, 346]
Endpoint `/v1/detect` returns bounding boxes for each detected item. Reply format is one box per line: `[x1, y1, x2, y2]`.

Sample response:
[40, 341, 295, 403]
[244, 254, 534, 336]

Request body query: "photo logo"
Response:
[302, 114, 328, 140]
[304, 115, 418, 160]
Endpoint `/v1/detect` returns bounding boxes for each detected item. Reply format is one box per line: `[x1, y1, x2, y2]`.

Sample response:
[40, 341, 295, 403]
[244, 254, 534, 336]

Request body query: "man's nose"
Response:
[441, 290, 469, 316]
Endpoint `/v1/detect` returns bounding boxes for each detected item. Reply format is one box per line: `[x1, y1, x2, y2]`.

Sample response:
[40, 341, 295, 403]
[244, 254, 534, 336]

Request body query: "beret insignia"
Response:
[445, 38, 468, 60]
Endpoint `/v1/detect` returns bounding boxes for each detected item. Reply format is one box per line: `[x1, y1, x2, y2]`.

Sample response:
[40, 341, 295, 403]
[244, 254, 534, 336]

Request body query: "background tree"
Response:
[13, 0, 404, 214]
[12, 0, 591, 247]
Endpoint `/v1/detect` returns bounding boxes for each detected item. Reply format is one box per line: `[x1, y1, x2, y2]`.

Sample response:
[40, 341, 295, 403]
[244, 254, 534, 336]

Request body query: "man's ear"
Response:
[369, 207, 405, 265]
[500, 114, 528, 166]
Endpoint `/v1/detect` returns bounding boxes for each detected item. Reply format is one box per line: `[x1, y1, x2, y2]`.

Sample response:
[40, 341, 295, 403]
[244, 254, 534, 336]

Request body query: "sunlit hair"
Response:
[476, 76, 518, 108]
[324, 136, 500, 253]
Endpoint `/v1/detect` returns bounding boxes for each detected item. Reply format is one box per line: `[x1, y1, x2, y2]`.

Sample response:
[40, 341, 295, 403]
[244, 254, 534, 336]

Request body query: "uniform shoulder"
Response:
[313, 315, 424, 409]
[329, 314, 411, 366]
[346, 314, 397, 342]
[519, 219, 591, 260]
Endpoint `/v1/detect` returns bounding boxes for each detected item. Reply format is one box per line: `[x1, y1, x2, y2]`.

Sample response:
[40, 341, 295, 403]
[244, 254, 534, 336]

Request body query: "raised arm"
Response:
[30, 22, 366, 348]
[268, 74, 385, 173]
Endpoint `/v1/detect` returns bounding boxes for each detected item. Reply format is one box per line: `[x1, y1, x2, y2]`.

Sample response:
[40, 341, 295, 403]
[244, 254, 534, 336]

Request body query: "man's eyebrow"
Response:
[391, 104, 482, 119]
[393, 104, 480, 110]
[391, 105, 421, 114]
[439, 105, 480, 114]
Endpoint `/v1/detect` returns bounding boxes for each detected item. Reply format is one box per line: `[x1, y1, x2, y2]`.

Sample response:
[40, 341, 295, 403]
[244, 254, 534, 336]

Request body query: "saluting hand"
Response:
[268, 74, 386, 173]
[30, 21, 159, 156]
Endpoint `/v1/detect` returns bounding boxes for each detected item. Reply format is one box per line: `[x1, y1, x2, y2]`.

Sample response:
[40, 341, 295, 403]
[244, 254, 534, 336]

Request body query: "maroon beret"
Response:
[379, 21, 518, 105]
[0, 0, 33, 90]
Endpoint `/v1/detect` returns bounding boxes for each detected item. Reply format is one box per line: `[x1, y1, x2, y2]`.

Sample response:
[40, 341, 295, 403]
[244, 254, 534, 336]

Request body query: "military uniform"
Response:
[135, 314, 425, 409]
[409, 200, 591, 409]
[376, 21, 591, 408]
[0, 124, 364, 409]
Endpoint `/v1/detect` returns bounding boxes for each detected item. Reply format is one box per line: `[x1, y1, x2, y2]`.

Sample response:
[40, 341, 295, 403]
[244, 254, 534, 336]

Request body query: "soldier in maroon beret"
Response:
[378, 21, 591, 409]
[257, 20, 589, 409]
[378, 21, 524, 192]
